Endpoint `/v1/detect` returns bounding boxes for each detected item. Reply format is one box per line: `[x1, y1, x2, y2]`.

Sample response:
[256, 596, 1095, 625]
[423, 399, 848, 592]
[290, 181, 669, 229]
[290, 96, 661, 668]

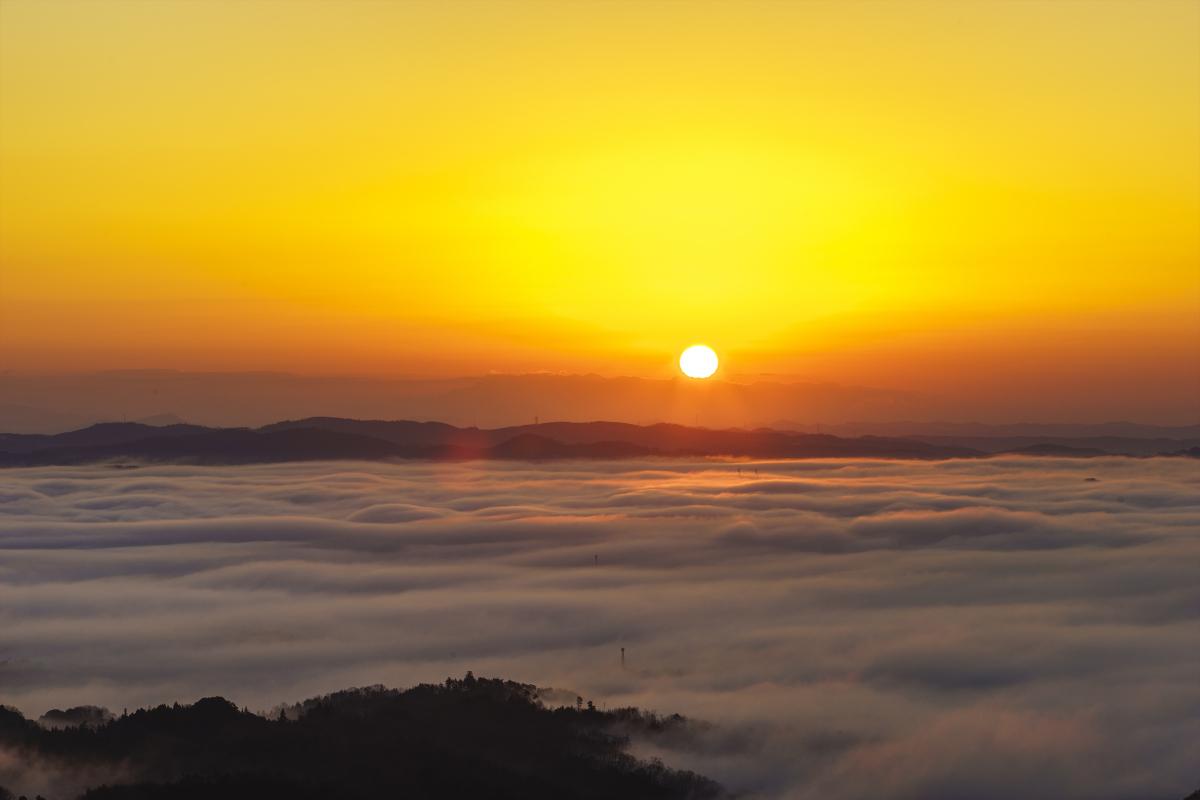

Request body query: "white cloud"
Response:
[1, 457, 1198, 799]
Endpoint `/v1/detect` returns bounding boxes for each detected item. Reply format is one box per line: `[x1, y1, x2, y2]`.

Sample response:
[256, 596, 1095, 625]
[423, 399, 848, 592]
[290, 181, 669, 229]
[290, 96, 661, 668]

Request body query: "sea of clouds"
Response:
[1, 457, 1198, 799]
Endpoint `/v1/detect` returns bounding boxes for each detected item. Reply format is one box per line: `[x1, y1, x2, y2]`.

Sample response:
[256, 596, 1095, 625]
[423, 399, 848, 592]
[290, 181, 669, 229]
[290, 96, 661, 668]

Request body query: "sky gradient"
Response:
[1, 1, 1197, 419]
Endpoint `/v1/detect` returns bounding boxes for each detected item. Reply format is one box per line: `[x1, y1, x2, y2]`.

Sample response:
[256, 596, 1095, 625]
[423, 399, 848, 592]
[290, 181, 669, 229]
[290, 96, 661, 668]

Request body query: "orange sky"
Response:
[1, 1, 1197, 418]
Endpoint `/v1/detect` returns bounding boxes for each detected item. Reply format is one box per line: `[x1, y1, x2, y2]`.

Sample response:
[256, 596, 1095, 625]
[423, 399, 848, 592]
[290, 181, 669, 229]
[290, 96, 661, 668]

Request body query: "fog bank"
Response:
[2, 457, 1197, 799]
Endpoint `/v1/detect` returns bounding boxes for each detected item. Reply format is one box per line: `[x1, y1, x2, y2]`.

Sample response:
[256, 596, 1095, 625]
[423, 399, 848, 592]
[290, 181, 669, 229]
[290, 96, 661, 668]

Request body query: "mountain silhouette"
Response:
[0, 675, 723, 800]
[0, 422, 213, 455]
[0, 418, 980, 465]
[2, 417, 1197, 467]
[1000, 443, 1111, 457]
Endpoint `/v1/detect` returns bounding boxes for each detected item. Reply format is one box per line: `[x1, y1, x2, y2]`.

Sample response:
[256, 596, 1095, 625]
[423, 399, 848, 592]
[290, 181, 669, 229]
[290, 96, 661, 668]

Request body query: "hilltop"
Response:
[0, 674, 722, 800]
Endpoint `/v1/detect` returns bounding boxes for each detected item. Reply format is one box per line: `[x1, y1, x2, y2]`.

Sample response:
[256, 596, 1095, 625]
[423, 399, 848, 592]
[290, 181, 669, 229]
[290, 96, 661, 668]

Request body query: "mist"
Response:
[2, 457, 1198, 799]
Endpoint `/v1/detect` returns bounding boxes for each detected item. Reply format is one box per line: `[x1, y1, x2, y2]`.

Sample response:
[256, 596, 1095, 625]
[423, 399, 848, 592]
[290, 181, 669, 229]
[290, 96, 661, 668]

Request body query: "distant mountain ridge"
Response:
[2, 417, 1196, 466]
[8, 370, 1195, 434]
[775, 419, 1200, 439]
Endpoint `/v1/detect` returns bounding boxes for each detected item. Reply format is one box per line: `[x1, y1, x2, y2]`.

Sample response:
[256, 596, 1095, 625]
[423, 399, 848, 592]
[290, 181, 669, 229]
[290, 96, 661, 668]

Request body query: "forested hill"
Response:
[0, 675, 723, 800]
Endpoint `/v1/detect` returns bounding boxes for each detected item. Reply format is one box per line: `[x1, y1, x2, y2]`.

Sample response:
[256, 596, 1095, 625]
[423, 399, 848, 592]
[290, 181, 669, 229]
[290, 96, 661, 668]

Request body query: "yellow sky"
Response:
[1, 1, 1197, 395]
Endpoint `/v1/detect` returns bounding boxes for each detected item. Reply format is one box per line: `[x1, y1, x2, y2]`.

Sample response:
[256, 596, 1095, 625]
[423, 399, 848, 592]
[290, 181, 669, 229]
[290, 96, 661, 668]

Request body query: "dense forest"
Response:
[0, 674, 723, 800]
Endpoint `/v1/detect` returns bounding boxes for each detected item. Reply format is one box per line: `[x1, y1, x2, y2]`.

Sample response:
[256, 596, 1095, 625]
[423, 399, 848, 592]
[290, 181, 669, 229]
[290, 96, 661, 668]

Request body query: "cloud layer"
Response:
[2, 457, 1198, 799]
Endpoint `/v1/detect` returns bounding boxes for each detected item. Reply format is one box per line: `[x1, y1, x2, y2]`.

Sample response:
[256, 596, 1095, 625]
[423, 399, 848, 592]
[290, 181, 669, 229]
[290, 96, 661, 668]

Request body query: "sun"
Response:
[679, 344, 719, 379]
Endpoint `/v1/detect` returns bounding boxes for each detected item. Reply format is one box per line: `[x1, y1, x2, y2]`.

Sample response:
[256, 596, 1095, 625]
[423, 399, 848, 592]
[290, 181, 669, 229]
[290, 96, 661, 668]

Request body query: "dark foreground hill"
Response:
[0, 675, 723, 800]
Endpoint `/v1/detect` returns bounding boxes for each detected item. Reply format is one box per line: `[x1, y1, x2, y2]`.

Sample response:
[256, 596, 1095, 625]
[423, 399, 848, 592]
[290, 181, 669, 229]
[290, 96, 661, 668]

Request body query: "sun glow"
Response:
[679, 345, 719, 379]
[0, 1, 1196, 397]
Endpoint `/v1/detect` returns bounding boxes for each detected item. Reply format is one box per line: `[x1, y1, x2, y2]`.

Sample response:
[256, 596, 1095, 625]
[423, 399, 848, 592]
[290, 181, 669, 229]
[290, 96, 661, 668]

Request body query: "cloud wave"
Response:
[1, 456, 1198, 799]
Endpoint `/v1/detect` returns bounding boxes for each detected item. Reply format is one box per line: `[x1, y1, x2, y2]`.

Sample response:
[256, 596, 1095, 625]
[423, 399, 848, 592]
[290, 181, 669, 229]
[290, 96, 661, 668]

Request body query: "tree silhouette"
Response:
[0, 676, 723, 800]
